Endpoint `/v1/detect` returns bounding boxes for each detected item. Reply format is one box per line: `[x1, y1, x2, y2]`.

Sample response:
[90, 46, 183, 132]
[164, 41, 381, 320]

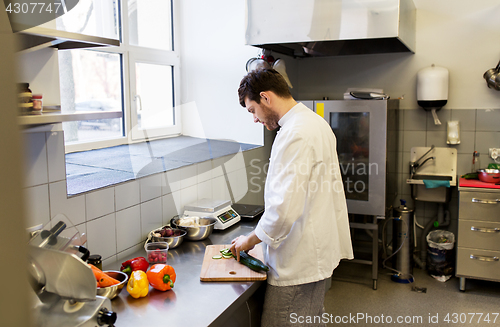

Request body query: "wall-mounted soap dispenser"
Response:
[417, 64, 449, 125]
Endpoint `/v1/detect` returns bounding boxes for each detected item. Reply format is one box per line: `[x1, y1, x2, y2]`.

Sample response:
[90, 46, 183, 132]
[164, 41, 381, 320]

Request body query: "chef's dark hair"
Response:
[238, 68, 291, 107]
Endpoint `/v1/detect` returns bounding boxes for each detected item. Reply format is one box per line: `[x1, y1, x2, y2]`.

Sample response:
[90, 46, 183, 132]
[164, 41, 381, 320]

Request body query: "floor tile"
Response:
[325, 262, 500, 327]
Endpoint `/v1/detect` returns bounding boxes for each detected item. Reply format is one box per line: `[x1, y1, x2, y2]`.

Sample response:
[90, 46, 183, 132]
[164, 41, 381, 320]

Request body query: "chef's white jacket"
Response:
[255, 102, 353, 286]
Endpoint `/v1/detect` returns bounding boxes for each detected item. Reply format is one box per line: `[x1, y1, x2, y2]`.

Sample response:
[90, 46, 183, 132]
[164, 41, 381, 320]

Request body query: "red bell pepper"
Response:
[120, 256, 149, 275]
[147, 264, 176, 291]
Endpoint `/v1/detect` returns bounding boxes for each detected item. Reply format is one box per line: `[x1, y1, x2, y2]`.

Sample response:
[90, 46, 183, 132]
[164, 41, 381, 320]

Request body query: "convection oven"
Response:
[314, 99, 400, 217]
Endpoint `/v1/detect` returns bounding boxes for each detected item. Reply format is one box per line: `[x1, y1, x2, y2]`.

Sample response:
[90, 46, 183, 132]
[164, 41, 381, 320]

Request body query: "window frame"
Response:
[128, 47, 181, 141]
[63, 0, 181, 154]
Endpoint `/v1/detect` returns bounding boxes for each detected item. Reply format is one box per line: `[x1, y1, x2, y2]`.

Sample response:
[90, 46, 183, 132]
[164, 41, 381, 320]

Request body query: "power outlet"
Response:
[489, 148, 500, 159]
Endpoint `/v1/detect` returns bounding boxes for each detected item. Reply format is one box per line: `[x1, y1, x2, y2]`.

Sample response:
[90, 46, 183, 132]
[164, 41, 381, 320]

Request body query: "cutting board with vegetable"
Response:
[459, 177, 500, 189]
[200, 244, 267, 282]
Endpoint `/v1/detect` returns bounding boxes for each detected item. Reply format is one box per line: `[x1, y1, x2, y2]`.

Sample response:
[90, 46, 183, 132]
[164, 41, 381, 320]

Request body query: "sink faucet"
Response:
[410, 145, 435, 177]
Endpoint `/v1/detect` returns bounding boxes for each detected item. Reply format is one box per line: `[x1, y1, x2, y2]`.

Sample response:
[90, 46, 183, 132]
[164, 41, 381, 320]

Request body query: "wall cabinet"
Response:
[456, 187, 500, 291]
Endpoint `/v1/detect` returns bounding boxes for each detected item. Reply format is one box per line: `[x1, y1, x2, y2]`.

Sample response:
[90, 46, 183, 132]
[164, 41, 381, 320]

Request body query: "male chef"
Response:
[230, 68, 353, 326]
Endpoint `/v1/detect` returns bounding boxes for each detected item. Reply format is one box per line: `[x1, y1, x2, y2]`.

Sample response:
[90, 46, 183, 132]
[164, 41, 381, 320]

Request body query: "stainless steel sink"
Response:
[408, 174, 452, 203]
[406, 147, 457, 204]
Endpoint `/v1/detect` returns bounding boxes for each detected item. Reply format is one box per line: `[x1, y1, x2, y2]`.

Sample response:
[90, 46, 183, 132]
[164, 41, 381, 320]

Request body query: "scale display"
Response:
[218, 210, 238, 223]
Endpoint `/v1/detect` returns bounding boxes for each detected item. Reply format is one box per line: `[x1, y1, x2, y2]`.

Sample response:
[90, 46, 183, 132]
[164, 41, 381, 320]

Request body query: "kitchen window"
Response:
[57, 0, 180, 153]
[59, 50, 124, 147]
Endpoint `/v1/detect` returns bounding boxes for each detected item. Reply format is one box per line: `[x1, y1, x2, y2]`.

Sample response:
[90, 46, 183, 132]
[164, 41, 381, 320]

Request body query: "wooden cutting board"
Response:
[200, 244, 267, 282]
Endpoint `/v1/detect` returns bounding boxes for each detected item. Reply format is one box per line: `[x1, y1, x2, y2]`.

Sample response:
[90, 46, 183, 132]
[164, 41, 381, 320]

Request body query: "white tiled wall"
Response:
[46, 131, 66, 182]
[116, 205, 141, 252]
[115, 180, 140, 211]
[397, 108, 500, 251]
[24, 184, 50, 228]
[86, 212, 117, 260]
[22, 130, 268, 265]
[140, 198, 163, 241]
[140, 174, 162, 202]
[49, 180, 86, 226]
[23, 132, 48, 187]
[86, 187, 115, 221]
[162, 190, 181, 225]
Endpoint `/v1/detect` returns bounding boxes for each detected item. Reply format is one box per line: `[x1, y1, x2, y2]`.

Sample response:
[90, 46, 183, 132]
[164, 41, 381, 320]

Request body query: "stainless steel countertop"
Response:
[103, 219, 263, 327]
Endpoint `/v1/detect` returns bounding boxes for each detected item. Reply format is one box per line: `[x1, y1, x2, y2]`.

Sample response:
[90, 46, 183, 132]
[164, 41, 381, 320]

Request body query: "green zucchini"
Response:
[237, 251, 269, 272]
[461, 172, 478, 179]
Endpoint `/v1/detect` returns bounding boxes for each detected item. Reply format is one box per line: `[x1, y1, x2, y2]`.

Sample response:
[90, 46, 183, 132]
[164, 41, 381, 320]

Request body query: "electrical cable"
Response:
[414, 212, 425, 229]
[414, 212, 418, 249]
[413, 211, 425, 258]
[381, 217, 392, 259]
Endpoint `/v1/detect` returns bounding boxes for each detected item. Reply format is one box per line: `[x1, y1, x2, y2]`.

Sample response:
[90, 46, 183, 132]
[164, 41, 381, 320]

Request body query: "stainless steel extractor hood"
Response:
[245, 0, 416, 57]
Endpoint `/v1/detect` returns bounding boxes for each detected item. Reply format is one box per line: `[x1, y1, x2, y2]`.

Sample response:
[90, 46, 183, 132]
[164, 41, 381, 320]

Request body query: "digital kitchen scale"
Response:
[183, 198, 240, 230]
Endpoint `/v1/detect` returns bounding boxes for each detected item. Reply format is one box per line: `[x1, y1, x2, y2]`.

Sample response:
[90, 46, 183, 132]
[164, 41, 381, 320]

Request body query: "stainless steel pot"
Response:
[477, 169, 500, 183]
[170, 216, 217, 241]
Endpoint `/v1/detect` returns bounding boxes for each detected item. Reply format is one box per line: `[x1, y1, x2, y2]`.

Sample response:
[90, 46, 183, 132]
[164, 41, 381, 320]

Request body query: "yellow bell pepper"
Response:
[127, 270, 149, 298]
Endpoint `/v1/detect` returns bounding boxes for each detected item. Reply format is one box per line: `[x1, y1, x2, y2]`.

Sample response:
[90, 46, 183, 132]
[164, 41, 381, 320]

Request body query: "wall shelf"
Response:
[16, 26, 119, 54]
[18, 110, 122, 127]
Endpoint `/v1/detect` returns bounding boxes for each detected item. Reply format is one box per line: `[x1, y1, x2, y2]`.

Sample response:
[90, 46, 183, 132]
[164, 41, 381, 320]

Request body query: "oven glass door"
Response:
[316, 100, 387, 216]
[330, 112, 370, 201]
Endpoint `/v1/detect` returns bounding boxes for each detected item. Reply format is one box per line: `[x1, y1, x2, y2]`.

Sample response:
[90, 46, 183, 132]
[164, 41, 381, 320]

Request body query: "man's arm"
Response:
[230, 231, 261, 262]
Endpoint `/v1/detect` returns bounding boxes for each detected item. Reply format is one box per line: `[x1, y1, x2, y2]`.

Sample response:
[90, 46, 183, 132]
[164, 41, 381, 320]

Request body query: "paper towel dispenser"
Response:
[417, 64, 449, 125]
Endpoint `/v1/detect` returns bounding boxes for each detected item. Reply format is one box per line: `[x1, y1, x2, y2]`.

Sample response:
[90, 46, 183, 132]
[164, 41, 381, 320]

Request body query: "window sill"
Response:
[65, 136, 260, 196]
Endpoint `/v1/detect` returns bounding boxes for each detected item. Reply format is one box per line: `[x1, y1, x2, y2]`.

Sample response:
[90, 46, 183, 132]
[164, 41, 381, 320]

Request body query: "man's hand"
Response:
[230, 231, 260, 262]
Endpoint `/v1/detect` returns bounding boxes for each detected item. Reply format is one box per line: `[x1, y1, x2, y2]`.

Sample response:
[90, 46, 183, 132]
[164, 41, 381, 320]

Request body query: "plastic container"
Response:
[146, 242, 169, 264]
[32, 94, 43, 111]
[426, 230, 455, 280]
